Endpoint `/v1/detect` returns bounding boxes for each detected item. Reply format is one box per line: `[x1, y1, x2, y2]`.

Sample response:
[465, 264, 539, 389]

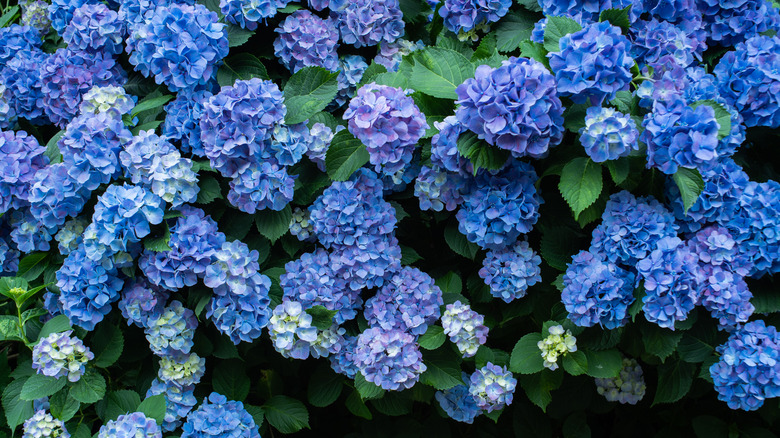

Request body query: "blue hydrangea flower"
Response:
[468, 363, 516, 412]
[0, 231, 19, 275]
[635, 0, 703, 32]
[48, 0, 101, 34]
[21, 1, 52, 34]
[268, 123, 310, 167]
[306, 123, 337, 171]
[228, 161, 295, 213]
[119, 0, 196, 26]
[40, 48, 125, 127]
[274, 10, 339, 73]
[182, 393, 260, 438]
[364, 266, 443, 336]
[435, 382, 481, 424]
[636, 237, 700, 329]
[439, 0, 511, 39]
[548, 21, 634, 105]
[56, 246, 124, 330]
[63, 3, 125, 55]
[579, 107, 639, 162]
[699, 0, 780, 46]
[203, 240, 267, 297]
[355, 327, 426, 391]
[118, 279, 170, 328]
[714, 35, 780, 128]
[309, 168, 397, 248]
[330, 335, 359, 378]
[82, 184, 164, 261]
[0, 48, 49, 126]
[710, 320, 780, 410]
[456, 57, 564, 158]
[22, 410, 69, 438]
[145, 300, 198, 358]
[79, 86, 136, 118]
[456, 160, 542, 250]
[329, 234, 403, 291]
[442, 301, 488, 357]
[430, 116, 473, 175]
[590, 191, 678, 265]
[163, 89, 213, 156]
[0, 25, 41, 68]
[289, 207, 315, 241]
[268, 300, 344, 359]
[630, 18, 706, 69]
[9, 209, 56, 253]
[727, 180, 780, 277]
[98, 412, 161, 438]
[688, 225, 753, 275]
[32, 330, 93, 382]
[54, 218, 88, 256]
[479, 240, 542, 302]
[539, 0, 634, 22]
[146, 379, 197, 432]
[157, 353, 206, 388]
[375, 39, 425, 72]
[595, 357, 646, 405]
[126, 3, 228, 91]
[414, 165, 466, 212]
[0, 129, 48, 213]
[333, 0, 404, 48]
[120, 131, 199, 207]
[200, 78, 286, 177]
[220, 0, 291, 30]
[562, 250, 636, 329]
[334, 55, 368, 107]
[208, 289, 272, 345]
[343, 83, 428, 175]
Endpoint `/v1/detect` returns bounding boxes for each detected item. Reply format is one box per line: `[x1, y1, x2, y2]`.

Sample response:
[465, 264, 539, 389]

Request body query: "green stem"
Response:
[16, 303, 30, 345]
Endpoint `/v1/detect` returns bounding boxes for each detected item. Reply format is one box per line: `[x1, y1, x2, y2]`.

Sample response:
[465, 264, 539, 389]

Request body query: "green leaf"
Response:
[358, 62, 388, 87]
[540, 226, 581, 271]
[263, 396, 310, 434]
[244, 404, 265, 429]
[131, 120, 163, 135]
[519, 370, 563, 412]
[444, 226, 479, 260]
[69, 370, 106, 404]
[559, 157, 603, 219]
[325, 129, 370, 181]
[420, 348, 464, 390]
[677, 324, 717, 363]
[456, 131, 510, 173]
[345, 390, 372, 420]
[606, 158, 630, 185]
[510, 333, 545, 374]
[37, 315, 72, 342]
[305, 305, 338, 331]
[0, 6, 20, 28]
[0, 315, 21, 342]
[672, 168, 705, 213]
[307, 365, 343, 408]
[2, 378, 34, 431]
[137, 394, 166, 425]
[277, 4, 301, 13]
[435, 272, 463, 295]
[494, 11, 536, 52]
[691, 100, 732, 139]
[692, 415, 729, 438]
[284, 67, 340, 125]
[131, 95, 174, 119]
[610, 90, 636, 114]
[49, 390, 80, 422]
[751, 285, 780, 314]
[254, 205, 292, 243]
[564, 103, 589, 132]
[519, 40, 549, 67]
[354, 373, 385, 400]
[584, 349, 622, 378]
[370, 392, 413, 417]
[91, 323, 124, 368]
[640, 323, 683, 362]
[652, 360, 695, 405]
[599, 6, 632, 31]
[563, 412, 592, 438]
[408, 47, 476, 99]
[562, 350, 588, 376]
[21, 374, 67, 401]
[516, 0, 543, 11]
[307, 111, 341, 130]
[372, 71, 410, 89]
[143, 222, 171, 252]
[17, 252, 49, 282]
[103, 390, 141, 422]
[400, 245, 423, 264]
[418, 326, 446, 350]
[543, 16, 583, 52]
[45, 130, 64, 164]
[226, 24, 254, 47]
[217, 53, 269, 87]
[196, 175, 222, 204]
[212, 360, 250, 402]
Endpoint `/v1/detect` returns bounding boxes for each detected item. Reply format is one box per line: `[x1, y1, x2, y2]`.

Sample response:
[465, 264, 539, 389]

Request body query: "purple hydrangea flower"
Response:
[375, 39, 425, 72]
[227, 161, 295, 213]
[63, 4, 125, 55]
[579, 107, 639, 162]
[630, 18, 706, 68]
[469, 363, 516, 412]
[479, 240, 542, 302]
[455, 57, 564, 158]
[334, 55, 368, 107]
[0, 129, 48, 213]
[0, 49, 49, 126]
[23, 410, 69, 438]
[539, 0, 634, 22]
[329, 234, 403, 291]
[32, 330, 93, 382]
[456, 160, 542, 250]
[435, 382, 481, 423]
[699, 0, 780, 46]
[414, 165, 466, 212]
[126, 3, 228, 91]
[145, 300, 198, 357]
[0, 231, 19, 275]
[163, 89, 213, 156]
[364, 266, 443, 336]
[333, 0, 404, 48]
[220, 0, 292, 30]
[181, 393, 260, 438]
[430, 116, 473, 175]
[562, 250, 636, 329]
[117, 279, 170, 328]
[439, 0, 511, 37]
[98, 412, 162, 438]
[635, 0, 703, 32]
[274, 10, 340, 73]
[548, 21, 634, 105]
[146, 379, 197, 432]
[355, 327, 426, 390]
[442, 301, 488, 357]
[330, 335, 359, 378]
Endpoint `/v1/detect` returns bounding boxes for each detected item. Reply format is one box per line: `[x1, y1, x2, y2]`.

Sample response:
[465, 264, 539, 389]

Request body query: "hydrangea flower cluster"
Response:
[699, 0, 779, 46]
[413, 165, 465, 212]
[441, 301, 488, 357]
[0, 25, 40, 67]
[329, 335, 359, 378]
[274, 10, 339, 73]
[455, 57, 564, 158]
[334, 55, 368, 107]
[375, 39, 425, 71]
[220, 0, 291, 30]
[562, 250, 636, 329]
[595, 358, 647, 405]
[163, 89, 213, 156]
[430, 116, 473, 175]
[364, 267, 443, 336]
[344, 83, 428, 176]
[268, 300, 343, 359]
[579, 107, 639, 162]
[468, 363, 516, 412]
[630, 18, 705, 69]
[79, 86, 135, 118]
[182, 393, 260, 438]
[727, 180, 780, 277]
[0, 130, 48, 213]
[146, 379, 197, 432]
[548, 22, 634, 105]
[435, 382, 482, 424]
[0, 48, 49, 127]
[355, 327, 426, 390]
[32, 330, 93, 382]
[144, 301, 198, 358]
[479, 240, 542, 302]
[126, 3, 228, 91]
[457, 161, 542, 249]
[333, 0, 405, 48]
[710, 320, 780, 411]
[62, 4, 124, 55]
[439, 0, 512, 39]
[117, 279, 169, 328]
[21, 1, 52, 34]
[539, 0, 633, 22]
[538, 325, 577, 371]
[54, 218, 88, 255]
[158, 353, 206, 388]
[281, 249, 356, 323]
[306, 123, 337, 171]
[97, 412, 162, 438]
[22, 410, 69, 438]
